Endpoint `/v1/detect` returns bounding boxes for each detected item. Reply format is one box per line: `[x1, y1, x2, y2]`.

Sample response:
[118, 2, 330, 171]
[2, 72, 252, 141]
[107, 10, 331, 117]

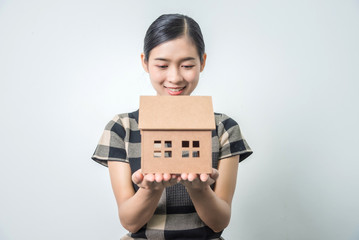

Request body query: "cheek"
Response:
[149, 70, 165, 83]
[183, 70, 200, 83]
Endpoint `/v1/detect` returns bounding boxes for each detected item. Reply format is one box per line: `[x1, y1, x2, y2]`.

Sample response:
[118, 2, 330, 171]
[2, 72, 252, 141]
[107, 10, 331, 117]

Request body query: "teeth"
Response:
[168, 87, 184, 92]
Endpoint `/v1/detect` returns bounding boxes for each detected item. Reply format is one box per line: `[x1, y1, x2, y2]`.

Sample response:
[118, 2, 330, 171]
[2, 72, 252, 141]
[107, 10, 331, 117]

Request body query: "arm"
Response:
[108, 161, 178, 233]
[181, 155, 239, 232]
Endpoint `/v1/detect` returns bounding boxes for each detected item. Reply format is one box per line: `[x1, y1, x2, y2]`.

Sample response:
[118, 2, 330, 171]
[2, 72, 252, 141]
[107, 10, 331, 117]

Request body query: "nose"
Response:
[167, 66, 183, 84]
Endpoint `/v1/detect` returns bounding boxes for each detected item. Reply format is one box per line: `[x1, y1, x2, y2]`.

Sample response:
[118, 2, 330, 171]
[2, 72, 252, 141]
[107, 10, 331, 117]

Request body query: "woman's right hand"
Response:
[132, 169, 180, 190]
[109, 163, 178, 233]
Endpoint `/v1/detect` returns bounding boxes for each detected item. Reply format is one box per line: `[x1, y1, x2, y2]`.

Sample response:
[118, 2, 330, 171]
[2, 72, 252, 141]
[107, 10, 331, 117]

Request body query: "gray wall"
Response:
[1, 0, 358, 239]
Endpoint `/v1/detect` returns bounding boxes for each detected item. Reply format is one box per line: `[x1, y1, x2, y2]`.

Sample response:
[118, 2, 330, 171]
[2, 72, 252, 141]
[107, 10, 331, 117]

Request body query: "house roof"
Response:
[139, 96, 216, 130]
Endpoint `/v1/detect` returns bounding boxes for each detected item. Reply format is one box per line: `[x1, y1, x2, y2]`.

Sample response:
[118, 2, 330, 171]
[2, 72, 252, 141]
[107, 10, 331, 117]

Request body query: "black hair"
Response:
[143, 14, 205, 63]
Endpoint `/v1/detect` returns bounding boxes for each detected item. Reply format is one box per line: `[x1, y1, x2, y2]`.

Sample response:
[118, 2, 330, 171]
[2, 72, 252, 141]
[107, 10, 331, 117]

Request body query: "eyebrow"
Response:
[154, 57, 196, 62]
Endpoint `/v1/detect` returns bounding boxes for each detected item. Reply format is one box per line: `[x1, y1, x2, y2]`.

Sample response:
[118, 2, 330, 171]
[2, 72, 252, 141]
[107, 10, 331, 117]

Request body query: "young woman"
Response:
[92, 14, 252, 240]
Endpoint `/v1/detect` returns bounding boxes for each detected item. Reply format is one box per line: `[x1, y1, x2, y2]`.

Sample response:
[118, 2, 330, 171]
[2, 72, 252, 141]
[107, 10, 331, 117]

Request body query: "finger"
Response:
[144, 173, 155, 182]
[207, 178, 215, 186]
[155, 173, 163, 183]
[171, 174, 181, 183]
[200, 173, 209, 182]
[210, 168, 219, 181]
[169, 177, 179, 185]
[188, 173, 198, 182]
[132, 171, 144, 184]
[163, 173, 171, 182]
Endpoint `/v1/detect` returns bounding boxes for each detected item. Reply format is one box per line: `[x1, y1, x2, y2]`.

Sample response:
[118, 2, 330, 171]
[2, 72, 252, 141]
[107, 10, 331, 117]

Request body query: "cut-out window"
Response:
[192, 151, 200, 158]
[154, 141, 161, 148]
[193, 141, 200, 148]
[165, 151, 172, 158]
[182, 141, 190, 148]
[154, 151, 161, 158]
[182, 151, 189, 158]
[165, 141, 172, 148]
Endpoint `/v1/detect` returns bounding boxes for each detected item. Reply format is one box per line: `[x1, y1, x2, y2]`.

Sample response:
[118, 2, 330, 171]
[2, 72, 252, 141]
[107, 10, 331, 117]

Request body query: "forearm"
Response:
[118, 187, 163, 233]
[186, 185, 231, 232]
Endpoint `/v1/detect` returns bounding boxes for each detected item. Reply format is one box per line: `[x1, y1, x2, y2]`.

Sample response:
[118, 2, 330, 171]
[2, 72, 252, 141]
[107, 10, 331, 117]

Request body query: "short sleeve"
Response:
[91, 115, 129, 167]
[216, 113, 253, 163]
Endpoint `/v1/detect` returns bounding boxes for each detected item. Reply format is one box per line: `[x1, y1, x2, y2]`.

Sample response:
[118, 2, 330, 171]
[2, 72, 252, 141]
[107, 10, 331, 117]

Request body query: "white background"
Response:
[1, 0, 358, 239]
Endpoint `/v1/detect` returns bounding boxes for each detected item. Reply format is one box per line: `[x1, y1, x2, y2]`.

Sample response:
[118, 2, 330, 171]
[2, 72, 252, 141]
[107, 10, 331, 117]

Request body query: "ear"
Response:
[141, 53, 149, 73]
[200, 53, 207, 72]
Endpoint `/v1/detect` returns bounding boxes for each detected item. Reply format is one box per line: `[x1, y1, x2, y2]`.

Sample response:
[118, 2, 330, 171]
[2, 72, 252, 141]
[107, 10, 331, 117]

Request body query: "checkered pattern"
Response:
[92, 110, 252, 239]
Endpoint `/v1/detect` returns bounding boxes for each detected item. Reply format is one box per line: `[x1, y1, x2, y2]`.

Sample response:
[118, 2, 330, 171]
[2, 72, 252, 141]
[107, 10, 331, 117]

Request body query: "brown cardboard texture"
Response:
[139, 96, 215, 174]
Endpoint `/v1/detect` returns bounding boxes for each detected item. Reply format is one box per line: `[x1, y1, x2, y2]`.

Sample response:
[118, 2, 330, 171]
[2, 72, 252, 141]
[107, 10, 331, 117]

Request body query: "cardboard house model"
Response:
[139, 96, 216, 174]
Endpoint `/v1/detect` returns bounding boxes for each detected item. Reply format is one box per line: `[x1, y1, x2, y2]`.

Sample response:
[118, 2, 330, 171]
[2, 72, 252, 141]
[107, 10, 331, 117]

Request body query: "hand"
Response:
[132, 169, 180, 191]
[180, 168, 219, 191]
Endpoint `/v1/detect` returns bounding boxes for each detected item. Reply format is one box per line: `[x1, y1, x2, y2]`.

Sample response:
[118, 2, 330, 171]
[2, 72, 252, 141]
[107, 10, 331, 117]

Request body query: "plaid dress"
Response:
[92, 110, 252, 239]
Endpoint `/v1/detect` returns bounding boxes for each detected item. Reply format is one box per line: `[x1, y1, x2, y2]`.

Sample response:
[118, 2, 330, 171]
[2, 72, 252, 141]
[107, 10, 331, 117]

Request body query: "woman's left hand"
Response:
[179, 168, 219, 191]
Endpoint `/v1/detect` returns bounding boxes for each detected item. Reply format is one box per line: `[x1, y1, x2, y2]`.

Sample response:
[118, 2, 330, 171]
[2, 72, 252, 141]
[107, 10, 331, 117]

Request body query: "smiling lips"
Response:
[166, 86, 186, 95]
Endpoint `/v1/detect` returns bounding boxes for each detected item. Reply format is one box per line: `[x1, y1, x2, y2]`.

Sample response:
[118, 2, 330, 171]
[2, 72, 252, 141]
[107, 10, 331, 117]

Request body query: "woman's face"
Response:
[141, 36, 206, 96]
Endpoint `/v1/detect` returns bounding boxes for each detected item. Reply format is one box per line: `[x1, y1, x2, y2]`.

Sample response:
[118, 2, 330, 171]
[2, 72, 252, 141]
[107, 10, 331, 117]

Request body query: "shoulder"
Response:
[106, 110, 139, 127]
[214, 112, 239, 130]
[214, 112, 253, 162]
[104, 110, 139, 135]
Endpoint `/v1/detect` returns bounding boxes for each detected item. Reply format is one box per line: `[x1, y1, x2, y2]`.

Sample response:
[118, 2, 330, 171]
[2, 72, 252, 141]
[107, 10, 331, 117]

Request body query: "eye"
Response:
[182, 65, 195, 69]
[156, 65, 168, 69]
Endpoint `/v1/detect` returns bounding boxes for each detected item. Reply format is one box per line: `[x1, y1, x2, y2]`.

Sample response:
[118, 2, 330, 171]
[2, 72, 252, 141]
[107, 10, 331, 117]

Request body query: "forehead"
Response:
[149, 37, 199, 61]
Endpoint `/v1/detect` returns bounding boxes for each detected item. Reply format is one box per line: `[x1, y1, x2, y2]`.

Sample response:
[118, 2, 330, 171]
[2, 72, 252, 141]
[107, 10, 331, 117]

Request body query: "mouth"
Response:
[165, 86, 186, 95]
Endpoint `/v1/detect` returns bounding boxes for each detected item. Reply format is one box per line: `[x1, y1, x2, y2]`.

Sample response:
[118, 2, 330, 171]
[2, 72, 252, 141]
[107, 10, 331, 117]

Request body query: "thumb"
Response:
[132, 170, 144, 184]
[210, 168, 219, 181]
